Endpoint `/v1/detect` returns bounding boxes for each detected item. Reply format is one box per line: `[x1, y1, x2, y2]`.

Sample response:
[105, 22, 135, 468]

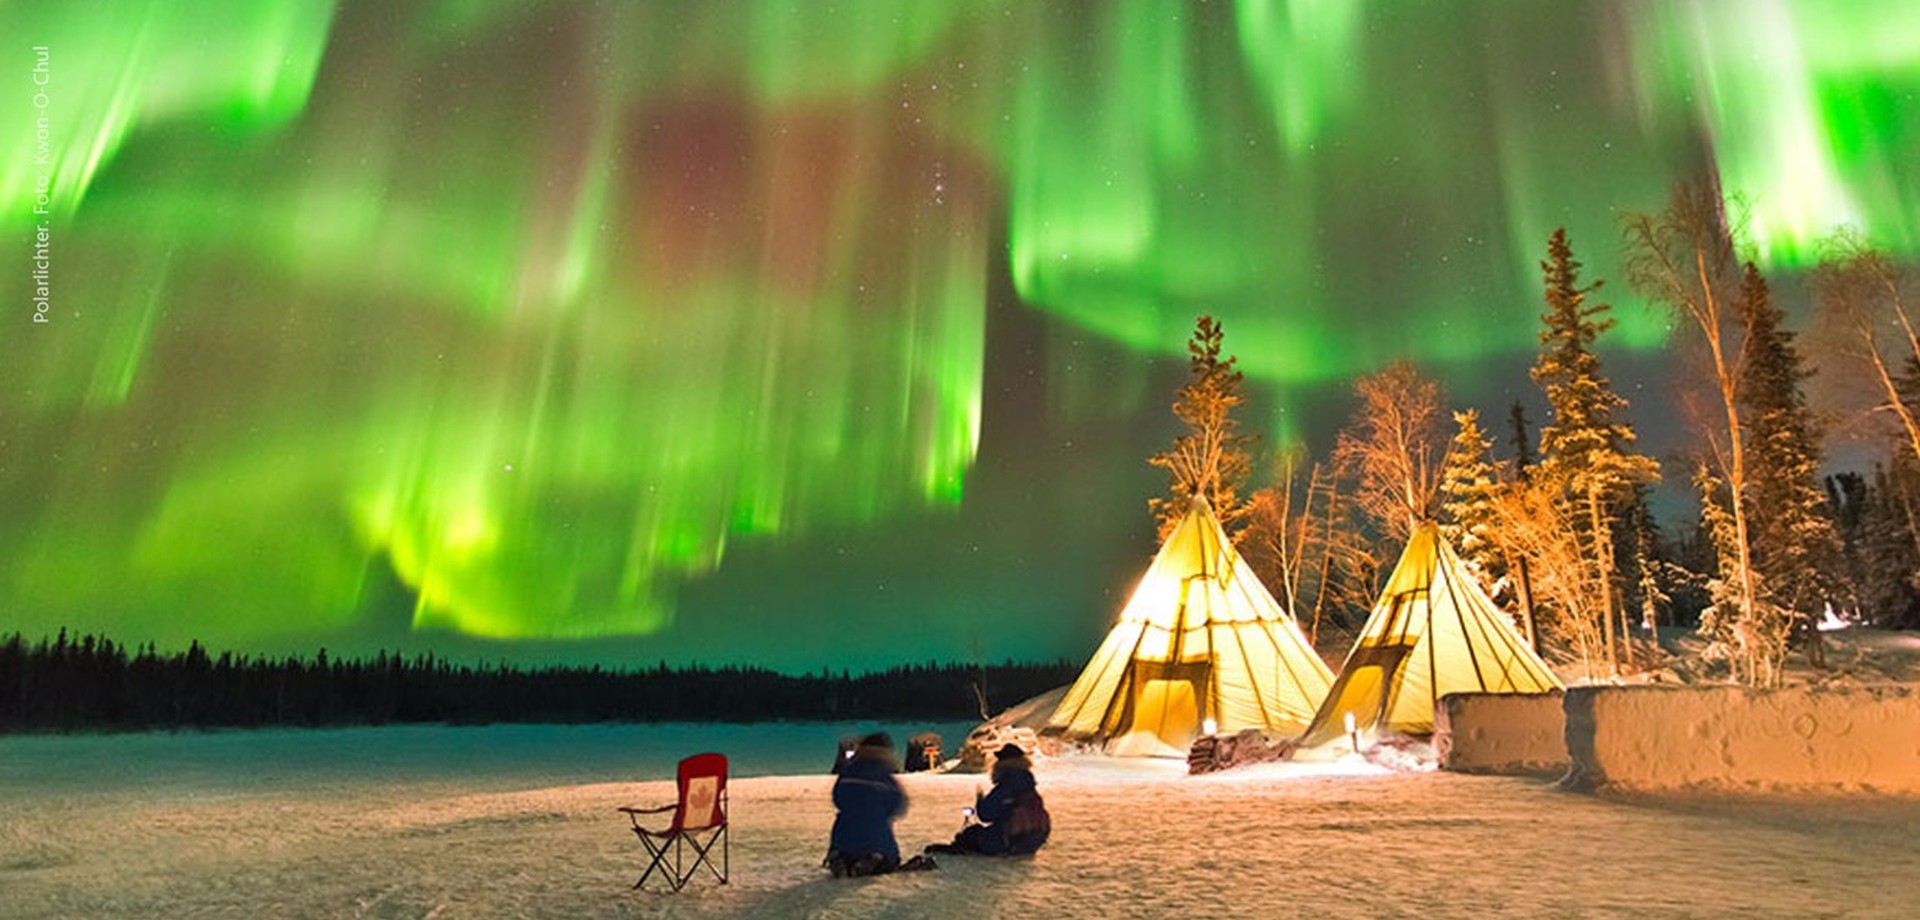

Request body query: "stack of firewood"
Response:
[1187, 729, 1295, 773]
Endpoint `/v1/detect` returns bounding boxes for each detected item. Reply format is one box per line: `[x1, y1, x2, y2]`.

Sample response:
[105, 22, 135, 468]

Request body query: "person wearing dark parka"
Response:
[825, 732, 935, 876]
[927, 742, 1050, 857]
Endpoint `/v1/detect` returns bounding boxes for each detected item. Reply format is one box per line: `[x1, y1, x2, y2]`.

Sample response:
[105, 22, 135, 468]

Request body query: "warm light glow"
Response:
[1298, 524, 1563, 747]
[1047, 496, 1333, 756]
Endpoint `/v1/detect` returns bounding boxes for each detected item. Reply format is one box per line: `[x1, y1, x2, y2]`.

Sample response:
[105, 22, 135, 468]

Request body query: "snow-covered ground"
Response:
[1628, 626, 1920, 687]
[6, 723, 1920, 918]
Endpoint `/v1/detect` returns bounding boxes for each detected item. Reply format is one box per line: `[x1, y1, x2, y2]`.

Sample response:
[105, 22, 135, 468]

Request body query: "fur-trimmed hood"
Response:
[990, 746, 1031, 785]
[853, 733, 900, 771]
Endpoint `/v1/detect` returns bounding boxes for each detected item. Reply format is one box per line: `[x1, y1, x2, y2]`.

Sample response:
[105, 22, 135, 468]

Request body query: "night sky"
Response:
[4, 1, 1917, 671]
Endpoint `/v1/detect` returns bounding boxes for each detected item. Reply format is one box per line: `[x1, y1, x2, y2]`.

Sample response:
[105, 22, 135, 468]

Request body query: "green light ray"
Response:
[3, 1, 1919, 658]
[1234, 0, 1367, 158]
[1621, 0, 1920, 265]
[0, 0, 332, 225]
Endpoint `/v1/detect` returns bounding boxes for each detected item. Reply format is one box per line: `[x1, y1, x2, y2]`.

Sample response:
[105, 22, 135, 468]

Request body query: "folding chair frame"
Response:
[619, 753, 729, 892]
[622, 798, 728, 891]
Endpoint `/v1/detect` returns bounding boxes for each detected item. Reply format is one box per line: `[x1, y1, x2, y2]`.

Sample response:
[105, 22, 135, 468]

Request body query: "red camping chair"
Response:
[619, 752, 729, 891]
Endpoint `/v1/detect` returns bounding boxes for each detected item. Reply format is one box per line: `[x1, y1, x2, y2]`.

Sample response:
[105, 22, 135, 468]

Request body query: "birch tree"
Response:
[1335, 360, 1443, 545]
[1624, 180, 1762, 680]
[1241, 450, 1369, 646]
[1814, 231, 1920, 465]
[1488, 482, 1610, 679]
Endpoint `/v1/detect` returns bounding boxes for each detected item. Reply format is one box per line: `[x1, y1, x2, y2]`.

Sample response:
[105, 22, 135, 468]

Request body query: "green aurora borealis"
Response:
[3, 1, 1918, 669]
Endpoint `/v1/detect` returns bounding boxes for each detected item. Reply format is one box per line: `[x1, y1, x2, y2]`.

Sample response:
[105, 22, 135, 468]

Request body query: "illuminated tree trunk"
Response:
[1586, 487, 1617, 675]
[1507, 403, 1541, 653]
[1702, 255, 1761, 675]
[1626, 182, 1759, 679]
[1514, 555, 1539, 653]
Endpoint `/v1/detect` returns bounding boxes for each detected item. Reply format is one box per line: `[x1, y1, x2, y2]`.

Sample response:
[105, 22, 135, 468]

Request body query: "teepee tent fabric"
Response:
[1046, 495, 1334, 757]
[1297, 521, 1561, 747]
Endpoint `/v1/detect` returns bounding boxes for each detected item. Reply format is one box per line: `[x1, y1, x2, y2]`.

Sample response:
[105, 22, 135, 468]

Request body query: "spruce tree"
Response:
[1504, 400, 1541, 647]
[1149, 315, 1256, 538]
[1508, 401, 1535, 481]
[1440, 408, 1504, 590]
[1736, 262, 1842, 673]
[1865, 462, 1920, 628]
[1532, 228, 1659, 674]
[1826, 470, 1913, 627]
[1626, 497, 1670, 631]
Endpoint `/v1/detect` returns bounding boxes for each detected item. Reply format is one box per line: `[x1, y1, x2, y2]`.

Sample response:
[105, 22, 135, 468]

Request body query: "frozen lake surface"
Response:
[0, 721, 974, 800]
[5, 722, 1920, 918]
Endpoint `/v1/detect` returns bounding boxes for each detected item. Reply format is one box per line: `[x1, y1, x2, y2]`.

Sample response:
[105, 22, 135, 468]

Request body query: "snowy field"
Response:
[6, 723, 1920, 919]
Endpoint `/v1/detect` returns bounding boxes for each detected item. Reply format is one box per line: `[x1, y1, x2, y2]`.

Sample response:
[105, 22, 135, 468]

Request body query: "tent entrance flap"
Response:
[1295, 645, 1411, 748]
[1108, 658, 1209, 737]
[1135, 676, 1202, 747]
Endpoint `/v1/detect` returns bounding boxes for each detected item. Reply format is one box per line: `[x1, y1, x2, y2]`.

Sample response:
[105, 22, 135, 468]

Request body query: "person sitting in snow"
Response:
[925, 742, 1050, 857]
[825, 732, 936, 876]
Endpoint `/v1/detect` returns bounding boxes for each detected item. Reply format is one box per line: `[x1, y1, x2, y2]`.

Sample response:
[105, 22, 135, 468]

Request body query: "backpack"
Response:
[1004, 789, 1051, 851]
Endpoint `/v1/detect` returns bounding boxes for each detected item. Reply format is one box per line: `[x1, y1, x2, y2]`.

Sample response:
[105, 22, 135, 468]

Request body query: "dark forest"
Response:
[0, 630, 1076, 732]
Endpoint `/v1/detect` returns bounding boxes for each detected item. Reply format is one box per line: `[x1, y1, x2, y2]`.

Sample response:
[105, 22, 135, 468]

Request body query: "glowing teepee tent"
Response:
[1046, 494, 1335, 757]
[1297, 521, 1561, 747]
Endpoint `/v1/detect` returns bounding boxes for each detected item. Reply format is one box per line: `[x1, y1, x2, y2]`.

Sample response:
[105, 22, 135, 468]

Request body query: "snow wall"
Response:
[1433, 692, 1567, 776]
[1563, 685, 1920, 796]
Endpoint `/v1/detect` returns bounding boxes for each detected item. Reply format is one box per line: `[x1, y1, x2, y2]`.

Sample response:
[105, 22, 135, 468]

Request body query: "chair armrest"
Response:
[618, 805, 677, 815]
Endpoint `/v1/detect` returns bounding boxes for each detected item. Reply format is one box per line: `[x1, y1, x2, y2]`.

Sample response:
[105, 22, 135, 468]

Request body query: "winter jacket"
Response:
[828, 752, 906, 861]
[970, 764, 1050, 856]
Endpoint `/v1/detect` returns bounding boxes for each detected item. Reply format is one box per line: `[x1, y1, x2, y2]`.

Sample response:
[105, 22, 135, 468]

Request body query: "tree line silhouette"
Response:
[0, 630, 1078, 732]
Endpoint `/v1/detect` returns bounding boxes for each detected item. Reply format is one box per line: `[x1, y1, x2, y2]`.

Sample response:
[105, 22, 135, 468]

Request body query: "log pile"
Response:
[1187, 729, 1296, 774]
